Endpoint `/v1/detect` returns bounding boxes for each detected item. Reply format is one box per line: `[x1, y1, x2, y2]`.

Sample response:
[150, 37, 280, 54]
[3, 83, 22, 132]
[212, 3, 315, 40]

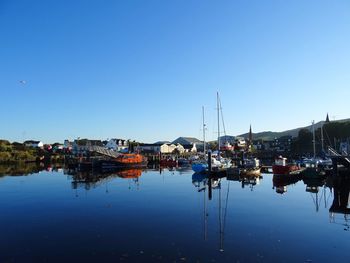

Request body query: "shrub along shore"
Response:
[0, 140, 64, 164]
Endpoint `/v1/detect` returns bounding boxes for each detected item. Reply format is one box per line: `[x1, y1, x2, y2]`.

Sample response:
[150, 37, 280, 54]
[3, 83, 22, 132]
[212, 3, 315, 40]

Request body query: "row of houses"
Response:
[252, 136, 293, 152]
[21, 135, 296, 155]
[62, 137, 201, 155]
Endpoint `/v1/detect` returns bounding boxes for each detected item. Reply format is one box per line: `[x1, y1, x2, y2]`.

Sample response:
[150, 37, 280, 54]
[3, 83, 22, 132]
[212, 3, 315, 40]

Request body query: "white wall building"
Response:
[24, 140, 44, 148]
[105, 139, 129, 152]
[137, 143, 186, 154]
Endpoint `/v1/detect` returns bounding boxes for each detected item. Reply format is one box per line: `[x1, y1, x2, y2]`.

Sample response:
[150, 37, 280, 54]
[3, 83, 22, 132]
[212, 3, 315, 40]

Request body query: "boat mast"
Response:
[217, 92, 220, 160]
[312, 120, 316, 158]
[202, 106, 206, 154]
[321, 124, 324, 153]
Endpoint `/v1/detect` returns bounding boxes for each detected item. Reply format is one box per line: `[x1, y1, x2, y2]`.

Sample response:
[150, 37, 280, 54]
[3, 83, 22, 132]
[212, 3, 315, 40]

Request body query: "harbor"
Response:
[2, 1, 350, 261]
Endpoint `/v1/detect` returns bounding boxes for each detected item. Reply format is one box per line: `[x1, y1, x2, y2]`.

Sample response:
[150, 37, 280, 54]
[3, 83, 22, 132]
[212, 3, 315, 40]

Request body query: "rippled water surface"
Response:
[0, 167, 349, 262]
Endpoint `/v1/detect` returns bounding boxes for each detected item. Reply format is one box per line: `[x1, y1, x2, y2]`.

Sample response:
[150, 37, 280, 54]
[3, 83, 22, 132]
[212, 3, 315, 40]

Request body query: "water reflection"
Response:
[329, 173, 350, 231]
[66, 168, 144, 190]
[1, 165, 350, 262]
[227, 173, 263, 191]
[192, 173, 230, 252]
[0, 163, 63, 177]
[271, 170, 350, 231]
[272, 173, 302, 194]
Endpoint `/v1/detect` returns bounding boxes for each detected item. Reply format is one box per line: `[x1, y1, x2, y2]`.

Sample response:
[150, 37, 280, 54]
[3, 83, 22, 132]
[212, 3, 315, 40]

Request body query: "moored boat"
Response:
[160, 157, 178, 167]
[272, 156, 303, 175]
[192, 161, 208, 173]
[100, 153, 148, 169]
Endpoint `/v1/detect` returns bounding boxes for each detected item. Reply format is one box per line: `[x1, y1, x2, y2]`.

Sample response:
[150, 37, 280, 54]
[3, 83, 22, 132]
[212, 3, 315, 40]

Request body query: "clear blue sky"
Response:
[1, 0, 349, 143]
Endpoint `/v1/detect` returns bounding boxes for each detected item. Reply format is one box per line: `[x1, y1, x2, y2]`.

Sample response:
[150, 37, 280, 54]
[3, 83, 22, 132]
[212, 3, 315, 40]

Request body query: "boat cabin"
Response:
[275, 156, 287, 166]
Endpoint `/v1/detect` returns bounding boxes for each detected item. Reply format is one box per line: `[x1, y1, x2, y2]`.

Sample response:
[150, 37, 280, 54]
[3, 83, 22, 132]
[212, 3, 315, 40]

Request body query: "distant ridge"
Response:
[237, 118, 350, 141]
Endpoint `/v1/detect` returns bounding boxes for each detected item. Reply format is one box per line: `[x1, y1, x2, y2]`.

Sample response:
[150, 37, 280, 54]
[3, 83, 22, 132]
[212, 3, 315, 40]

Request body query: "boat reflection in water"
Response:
[192, 171, 264, 252]
[67, 168, 144, 190]
[192, 172, 228, 252]
[302, 176, 327, 212]
[328, 171, 350, 231]
[272, 173, 302, 194]
[300, 169, 350, 230]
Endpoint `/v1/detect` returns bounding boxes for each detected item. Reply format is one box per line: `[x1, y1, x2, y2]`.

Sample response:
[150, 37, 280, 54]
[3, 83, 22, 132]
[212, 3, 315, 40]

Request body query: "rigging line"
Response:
[323, 126, 333, 148]
[218, 94, 227, 137]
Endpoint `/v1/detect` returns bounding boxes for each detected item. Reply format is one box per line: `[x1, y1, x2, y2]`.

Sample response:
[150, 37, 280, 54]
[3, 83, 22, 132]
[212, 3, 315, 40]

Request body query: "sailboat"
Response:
[301, 121, 327, 178]
[192, 106, 209, 173]
[212, 92, 232, 171]
[192, 93, 232, 174]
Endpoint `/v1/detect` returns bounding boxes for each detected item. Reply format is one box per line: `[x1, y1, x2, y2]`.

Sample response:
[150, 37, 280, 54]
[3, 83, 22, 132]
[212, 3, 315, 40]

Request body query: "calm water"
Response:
[0, 166, 349, 263]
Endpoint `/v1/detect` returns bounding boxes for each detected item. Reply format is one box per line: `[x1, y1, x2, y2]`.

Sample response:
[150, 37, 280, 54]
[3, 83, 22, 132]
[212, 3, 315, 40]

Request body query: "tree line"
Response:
[291, 121, 350, 156]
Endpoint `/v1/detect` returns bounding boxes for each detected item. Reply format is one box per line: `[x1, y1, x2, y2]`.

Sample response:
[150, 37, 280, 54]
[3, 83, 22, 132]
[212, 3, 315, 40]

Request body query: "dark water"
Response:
[0, 166, 349, 263]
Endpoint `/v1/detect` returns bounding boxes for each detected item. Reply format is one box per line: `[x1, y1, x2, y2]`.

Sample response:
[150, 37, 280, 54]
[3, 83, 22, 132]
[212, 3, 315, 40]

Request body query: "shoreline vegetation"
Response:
[0, 140, 65, 165]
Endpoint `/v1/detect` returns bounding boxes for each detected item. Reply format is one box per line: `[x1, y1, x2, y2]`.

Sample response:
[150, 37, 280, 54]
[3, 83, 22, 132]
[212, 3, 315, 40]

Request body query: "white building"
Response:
[137, 143, 186, 154]
[105, 139, 129, 152]
[24, 140, 44, 148]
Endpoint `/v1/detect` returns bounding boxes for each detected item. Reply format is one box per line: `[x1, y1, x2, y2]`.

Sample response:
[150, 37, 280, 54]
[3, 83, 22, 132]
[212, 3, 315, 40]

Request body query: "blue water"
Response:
[0, 167, 349, 262]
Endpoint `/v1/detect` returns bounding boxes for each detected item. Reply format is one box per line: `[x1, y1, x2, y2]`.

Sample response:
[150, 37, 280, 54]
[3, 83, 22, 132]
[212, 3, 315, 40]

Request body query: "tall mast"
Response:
[202, 106, 206, 154]
[321, 124, 324, 153]
[217, 92, 220, 160]
[312, 120, 316, 158]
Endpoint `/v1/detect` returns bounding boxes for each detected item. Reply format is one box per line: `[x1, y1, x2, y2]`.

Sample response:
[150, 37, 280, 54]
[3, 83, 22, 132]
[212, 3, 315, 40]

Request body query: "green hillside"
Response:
[238, 118, 350, 141]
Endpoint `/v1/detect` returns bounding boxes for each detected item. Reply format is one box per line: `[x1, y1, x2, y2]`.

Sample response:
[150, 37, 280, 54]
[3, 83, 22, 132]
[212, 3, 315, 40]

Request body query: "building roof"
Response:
[110, 138, 127, 141]
[183, 144, 195, 150]
[74, 139, 103, 146]
[154, 141, 171, 145]
[24, 140, 41, 144]
[138, 143, 161, 147]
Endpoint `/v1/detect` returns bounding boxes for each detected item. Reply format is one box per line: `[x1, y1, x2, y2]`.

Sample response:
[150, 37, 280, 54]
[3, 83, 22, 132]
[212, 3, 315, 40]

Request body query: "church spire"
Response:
[326, 113, 330, 123]
[249, 124, 252, 143]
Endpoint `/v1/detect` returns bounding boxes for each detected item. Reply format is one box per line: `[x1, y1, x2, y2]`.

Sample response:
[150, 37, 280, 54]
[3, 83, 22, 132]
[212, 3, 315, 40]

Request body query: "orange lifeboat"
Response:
[100, 154, 148, 170]
[114, 153, 147, 166]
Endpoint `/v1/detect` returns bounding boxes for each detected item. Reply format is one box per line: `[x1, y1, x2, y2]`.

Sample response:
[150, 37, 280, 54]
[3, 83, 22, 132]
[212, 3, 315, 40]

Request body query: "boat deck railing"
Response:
[87, 146, 121, 158]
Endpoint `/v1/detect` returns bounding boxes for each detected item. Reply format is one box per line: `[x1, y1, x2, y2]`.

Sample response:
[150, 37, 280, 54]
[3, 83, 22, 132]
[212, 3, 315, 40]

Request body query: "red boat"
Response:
[160, 158, 178, 167]
[272, 156, 302, 175]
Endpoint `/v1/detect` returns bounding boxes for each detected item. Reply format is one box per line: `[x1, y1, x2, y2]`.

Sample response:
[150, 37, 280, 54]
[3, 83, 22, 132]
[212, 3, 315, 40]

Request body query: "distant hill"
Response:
[238, 118, 350, 141]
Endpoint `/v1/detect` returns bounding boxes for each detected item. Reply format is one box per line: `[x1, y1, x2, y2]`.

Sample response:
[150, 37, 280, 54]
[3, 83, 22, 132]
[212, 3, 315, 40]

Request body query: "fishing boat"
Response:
[239, 157, 261, 176]
[272, 156, 303, 175]
[100, 153, 147, 169]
